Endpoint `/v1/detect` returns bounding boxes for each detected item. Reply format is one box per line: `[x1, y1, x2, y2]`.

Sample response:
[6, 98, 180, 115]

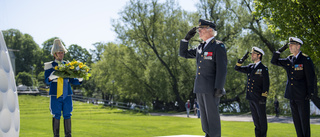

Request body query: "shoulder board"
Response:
[258, 63, 268, 70]
[214, 40, 225, 48]
[44, 61, 53, 70]
[287, 54, 294, 58]
[302, 53, 309, 57]
[214, 40, 223, 44]
[262, 64, 268, 68]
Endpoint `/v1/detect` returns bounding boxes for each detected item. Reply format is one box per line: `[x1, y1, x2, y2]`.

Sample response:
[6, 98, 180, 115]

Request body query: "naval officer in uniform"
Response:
[44, 39, 83, 137]
[271, 37, 315, 137]
[179, 19, 227, 137]
[235, 47, 269, 137]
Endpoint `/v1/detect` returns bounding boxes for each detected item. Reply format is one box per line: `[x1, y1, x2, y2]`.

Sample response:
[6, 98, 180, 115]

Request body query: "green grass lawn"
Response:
[18, 95, 320, 137]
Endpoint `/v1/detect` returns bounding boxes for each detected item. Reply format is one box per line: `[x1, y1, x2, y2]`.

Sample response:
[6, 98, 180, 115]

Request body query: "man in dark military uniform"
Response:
[271, 37, 315, 137]
[235, 47, 269, 137]
[179, 19, 227, 137]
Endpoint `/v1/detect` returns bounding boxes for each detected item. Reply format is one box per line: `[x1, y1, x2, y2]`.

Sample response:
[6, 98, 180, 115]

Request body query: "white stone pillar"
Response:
[0, 30, 20, 137]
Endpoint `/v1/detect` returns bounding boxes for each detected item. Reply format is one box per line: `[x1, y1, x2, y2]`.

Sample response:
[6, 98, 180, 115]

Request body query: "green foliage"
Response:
[109, 0, 198, 110]
[90, 42, 107, 62]
[37, 71, 46, 87]
[254, 0, 320, 62]
[2, 29, 42, 75]
[65, 44, 93, 65]
[15, 72, 33, 86]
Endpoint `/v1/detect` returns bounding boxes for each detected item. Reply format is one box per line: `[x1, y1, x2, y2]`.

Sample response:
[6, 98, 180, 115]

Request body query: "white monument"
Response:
[0, 30, 20, 137]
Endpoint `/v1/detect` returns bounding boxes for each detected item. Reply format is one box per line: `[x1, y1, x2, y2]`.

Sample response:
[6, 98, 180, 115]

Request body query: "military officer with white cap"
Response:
[180, 19, 227, 137]
[235, 47, 269, 137]
[44, 39, 82, 137]
[271, 37, 315, 137]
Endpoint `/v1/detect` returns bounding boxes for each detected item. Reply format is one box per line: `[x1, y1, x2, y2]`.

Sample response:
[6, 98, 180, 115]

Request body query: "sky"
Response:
[0, 0, 197, 50]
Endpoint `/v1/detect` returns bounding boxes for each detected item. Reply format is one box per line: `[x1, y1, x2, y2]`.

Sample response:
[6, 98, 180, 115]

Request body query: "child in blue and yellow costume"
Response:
[44, 39, 82, 137]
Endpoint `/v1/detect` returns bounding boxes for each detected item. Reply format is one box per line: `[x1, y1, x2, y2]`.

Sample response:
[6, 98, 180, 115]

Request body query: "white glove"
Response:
[48, 71, 59, 80]
[78, 78, 83, 82]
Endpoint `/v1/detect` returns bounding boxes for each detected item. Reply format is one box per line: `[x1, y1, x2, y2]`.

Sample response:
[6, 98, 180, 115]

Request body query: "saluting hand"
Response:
[184, 27, 197, 41]
[238, 51, 249, 64]
[278, 43, 288, 53]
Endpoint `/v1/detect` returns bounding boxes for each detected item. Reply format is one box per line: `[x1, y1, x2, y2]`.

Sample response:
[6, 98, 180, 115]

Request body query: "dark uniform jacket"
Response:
[44, 61, 82, 95]
[235, 62, 269, 102]
[179, 39, 227, 93]
[271, 52, 315, 100]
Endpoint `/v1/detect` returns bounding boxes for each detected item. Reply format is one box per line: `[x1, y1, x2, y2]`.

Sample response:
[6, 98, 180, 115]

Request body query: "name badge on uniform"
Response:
[255, 69, 262, 75]
[294, 64, 303, 71]
[204, 52, 213, 60]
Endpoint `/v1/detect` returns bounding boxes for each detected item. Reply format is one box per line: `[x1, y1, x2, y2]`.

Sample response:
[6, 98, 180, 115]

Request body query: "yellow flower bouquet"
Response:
[54, 60, 91, 80]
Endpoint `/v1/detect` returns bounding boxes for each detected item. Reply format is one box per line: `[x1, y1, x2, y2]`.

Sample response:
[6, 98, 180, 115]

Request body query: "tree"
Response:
[91, 43, 121, 101]
[90, 42, 107, 62]
[3, 29, 42, 75]
[65, 44, 93, 65]
[112, 0, 198, 110]
[255, 0, 320, 60]
[16, 72, 33, 86]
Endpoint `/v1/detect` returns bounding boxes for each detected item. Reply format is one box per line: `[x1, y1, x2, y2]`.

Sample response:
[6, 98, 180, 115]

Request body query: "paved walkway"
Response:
[150, 113, 320, 125]
[152, 113, 320, 137]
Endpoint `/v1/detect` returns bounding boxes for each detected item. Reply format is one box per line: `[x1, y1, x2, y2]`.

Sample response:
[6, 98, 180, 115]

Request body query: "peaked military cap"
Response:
[252, 47, 265, 55]
[289, 37, 303, 45]
[51, 39, 68, 55]
[198, 19, 216, 30]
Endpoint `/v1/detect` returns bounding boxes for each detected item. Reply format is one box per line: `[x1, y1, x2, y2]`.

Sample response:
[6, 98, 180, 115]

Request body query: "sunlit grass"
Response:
[19, 95, 320, 137]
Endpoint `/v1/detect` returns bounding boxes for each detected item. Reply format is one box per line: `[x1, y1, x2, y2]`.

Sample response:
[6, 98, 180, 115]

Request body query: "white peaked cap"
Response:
[289, 37, 303, 45]
[252, 47, 265, 55]
[51, 39, 67, 55]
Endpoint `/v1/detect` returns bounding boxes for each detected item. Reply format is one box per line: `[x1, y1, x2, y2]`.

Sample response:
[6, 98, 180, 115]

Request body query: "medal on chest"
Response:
[204, 52, 213, 60]
[294, 64, 303, 71]
[255, 69, 262, 75]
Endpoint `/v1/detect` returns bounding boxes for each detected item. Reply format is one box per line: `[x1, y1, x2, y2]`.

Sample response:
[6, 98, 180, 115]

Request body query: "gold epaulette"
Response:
[302, 53, 309, 57]
[287, 54, 294, 58]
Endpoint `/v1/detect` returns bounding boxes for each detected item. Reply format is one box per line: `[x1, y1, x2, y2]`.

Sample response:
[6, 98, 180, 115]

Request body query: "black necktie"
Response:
[201, 42, 206, 51]
[292, 57, 296, 63]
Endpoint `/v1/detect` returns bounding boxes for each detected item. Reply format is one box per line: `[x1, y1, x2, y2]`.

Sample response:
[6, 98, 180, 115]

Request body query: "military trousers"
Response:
[290, 99, 310, 137]
[197, 92, 221, 137]
[249, 100, 267, 137]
